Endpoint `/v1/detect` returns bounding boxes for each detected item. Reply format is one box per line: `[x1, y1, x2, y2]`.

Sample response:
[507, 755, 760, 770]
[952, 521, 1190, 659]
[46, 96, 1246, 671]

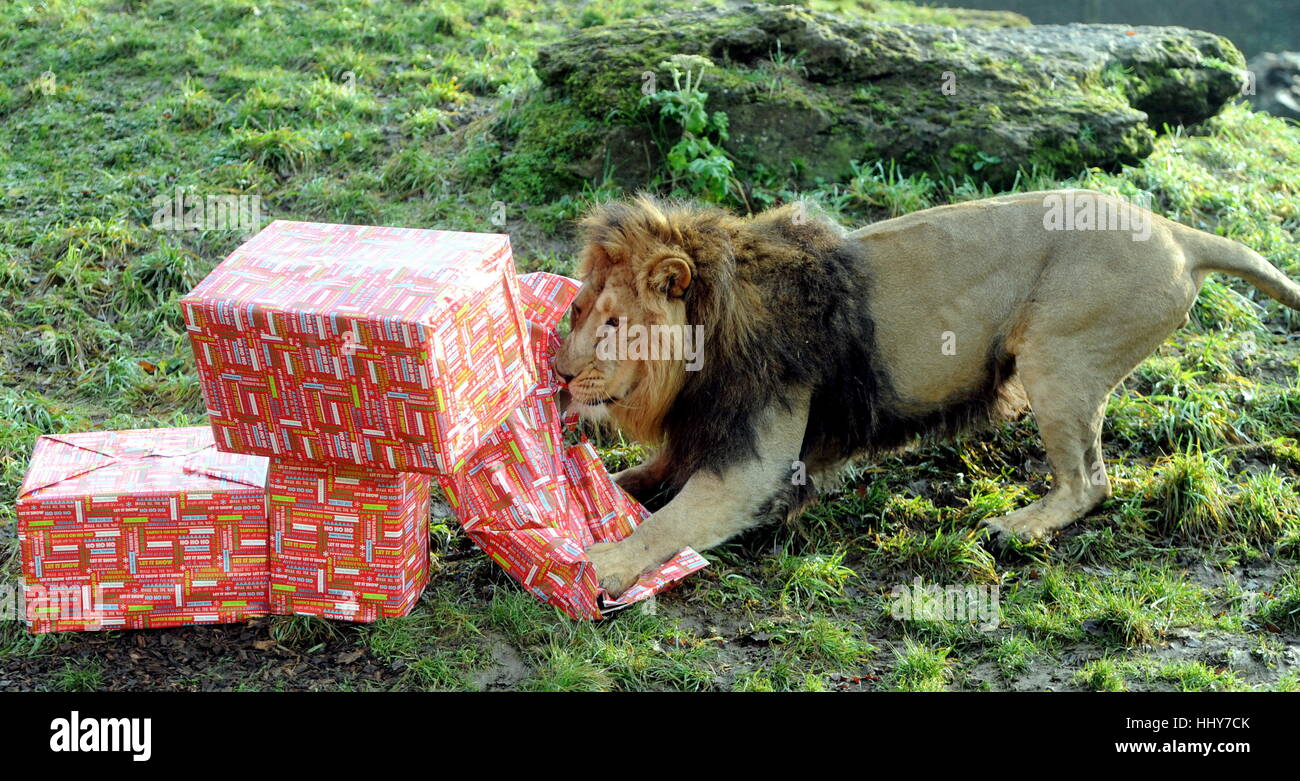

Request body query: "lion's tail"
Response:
[1184, 230, 1300, 311]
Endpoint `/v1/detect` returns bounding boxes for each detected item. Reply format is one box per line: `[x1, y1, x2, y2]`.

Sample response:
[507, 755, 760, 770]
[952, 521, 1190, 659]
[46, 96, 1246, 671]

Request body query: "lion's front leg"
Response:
[610, 453, 678, 509]
[588, 391, 812, 597]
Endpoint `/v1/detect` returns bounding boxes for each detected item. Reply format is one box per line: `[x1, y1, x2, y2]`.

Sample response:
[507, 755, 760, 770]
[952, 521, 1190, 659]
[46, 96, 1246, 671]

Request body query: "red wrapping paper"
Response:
[16, 427, 270, 633]
[439, 273, 707, 619]
[267, 460, 430, 622]
[181, 220, 532, 475]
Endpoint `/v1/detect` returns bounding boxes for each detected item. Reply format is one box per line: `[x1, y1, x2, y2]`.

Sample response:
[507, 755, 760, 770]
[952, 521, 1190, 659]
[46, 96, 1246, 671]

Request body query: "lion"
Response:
[553, 190, 1300, 598]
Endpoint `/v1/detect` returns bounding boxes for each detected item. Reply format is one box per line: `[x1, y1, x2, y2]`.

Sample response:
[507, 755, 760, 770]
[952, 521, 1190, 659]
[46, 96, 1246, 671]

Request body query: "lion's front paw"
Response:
[981, 507, 1061, 545]
[585, 541, 647, 599]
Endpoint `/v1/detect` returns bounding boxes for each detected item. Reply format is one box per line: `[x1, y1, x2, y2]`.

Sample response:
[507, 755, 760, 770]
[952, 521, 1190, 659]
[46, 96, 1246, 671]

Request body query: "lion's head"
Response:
[555, 195, 860, 489]
[553, 196, 728, 443]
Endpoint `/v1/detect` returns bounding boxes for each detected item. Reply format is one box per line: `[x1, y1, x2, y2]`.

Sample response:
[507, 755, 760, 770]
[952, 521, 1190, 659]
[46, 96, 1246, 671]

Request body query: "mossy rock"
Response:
[498, 3, 1246, 197]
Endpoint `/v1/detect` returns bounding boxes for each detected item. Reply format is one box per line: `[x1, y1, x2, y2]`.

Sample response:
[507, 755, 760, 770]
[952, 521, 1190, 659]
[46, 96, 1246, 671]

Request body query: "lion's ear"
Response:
[648, 257, 692, 298]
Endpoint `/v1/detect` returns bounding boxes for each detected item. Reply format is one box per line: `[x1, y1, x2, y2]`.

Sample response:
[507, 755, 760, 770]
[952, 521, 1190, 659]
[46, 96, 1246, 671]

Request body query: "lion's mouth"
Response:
[563, 373, 624, 408]
[564, 386, 625, 420]
[576, 393, 621, 406]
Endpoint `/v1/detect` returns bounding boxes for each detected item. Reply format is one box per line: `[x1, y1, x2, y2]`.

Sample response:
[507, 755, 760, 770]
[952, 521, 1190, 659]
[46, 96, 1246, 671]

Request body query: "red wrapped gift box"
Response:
[181, 220, 532, 475]
[16, 427, 270, 633]
[268, 460, 430, 622]
[438, 273, 707, 619]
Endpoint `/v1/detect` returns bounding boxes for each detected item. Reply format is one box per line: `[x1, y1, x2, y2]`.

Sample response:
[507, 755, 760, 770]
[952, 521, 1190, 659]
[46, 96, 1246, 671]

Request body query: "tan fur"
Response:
[557, 190, 1300, 597]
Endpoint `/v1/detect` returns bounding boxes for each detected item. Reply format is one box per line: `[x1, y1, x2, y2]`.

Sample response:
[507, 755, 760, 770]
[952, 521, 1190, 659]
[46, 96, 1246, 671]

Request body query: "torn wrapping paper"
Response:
[16, 427, 270, 633]
[438, 272, 708, 619]
[267, 459, 431, 622]
[181, 220, 532, 476]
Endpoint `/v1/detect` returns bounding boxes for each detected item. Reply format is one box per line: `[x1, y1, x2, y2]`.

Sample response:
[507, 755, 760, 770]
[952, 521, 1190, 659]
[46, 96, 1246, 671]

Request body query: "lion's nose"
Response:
[552, 355, 575, 383]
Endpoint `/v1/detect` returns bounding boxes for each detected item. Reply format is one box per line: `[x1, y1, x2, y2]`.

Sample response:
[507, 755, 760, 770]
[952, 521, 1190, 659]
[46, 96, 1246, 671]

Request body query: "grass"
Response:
[2, 0, 1300, 691]
[55, 659, 105, 693]
[1075, 657, 1245, 692]
[888, 640, 954, 691]
[1257, 572, 1300, 632]
[775, 551, 857, 608]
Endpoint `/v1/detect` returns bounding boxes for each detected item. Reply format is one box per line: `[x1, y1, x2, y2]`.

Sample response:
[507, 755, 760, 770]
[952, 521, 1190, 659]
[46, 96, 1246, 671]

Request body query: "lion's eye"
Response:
[605, 317, 619, 329]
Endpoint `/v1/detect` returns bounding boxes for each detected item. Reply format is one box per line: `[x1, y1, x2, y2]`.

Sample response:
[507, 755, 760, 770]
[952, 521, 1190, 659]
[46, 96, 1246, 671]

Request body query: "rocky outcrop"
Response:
[935, 0, 1299, 59]
[1247, 52, 1300, 121]
[497, 4, 1247, 198]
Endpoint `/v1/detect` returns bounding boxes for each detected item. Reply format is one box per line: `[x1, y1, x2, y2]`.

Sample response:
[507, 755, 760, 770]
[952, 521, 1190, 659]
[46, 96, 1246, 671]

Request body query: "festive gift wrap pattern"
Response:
[16, 427, 270, 633]
[267, 460, 430, 622]
[438, 273, 707, 620]
[181, 220, 532, 475]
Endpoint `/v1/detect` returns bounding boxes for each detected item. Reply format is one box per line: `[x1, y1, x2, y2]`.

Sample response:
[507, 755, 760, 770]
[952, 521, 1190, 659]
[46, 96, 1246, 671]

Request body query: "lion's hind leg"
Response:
[982, 243, 1197, 543]
[981, 364, 1113, 543]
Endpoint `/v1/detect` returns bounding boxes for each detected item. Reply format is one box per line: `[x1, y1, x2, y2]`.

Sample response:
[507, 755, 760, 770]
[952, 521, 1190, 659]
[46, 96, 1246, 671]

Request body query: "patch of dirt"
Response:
[473, 630, 533, 690]
[0, 618, 390, 692]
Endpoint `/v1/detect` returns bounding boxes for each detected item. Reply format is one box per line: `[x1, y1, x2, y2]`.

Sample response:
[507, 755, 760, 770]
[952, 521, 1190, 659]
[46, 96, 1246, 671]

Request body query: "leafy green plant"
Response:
[640, 54, 736, 203]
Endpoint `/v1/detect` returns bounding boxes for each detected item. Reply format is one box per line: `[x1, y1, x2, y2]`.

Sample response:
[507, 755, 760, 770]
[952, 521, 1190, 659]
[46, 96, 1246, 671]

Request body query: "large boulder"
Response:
[495, 3, 1247, 198]
[934, 0, 1299, 59]
[1247, 52, 1300, 121]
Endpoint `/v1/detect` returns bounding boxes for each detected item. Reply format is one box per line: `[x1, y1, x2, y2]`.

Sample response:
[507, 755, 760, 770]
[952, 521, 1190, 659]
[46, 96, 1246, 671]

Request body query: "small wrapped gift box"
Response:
[16, 427, 270, 633]
[267, 460, 431, 622]
[181, 220, 532, 475]
[438, 273, 707, 619]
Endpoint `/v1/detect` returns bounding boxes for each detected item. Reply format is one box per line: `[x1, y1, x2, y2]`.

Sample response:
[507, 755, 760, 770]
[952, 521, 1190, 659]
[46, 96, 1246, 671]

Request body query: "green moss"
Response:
[494, 97, 607, 202]
[517, 5, 1243, 194]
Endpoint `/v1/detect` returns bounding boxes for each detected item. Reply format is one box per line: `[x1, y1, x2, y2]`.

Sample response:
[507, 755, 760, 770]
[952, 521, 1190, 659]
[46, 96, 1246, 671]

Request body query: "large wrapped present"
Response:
[181, 220, 532, 475]
[438, 273, 707, 619]
[16, 427, 270, 633]
[267, 460, 430, 622]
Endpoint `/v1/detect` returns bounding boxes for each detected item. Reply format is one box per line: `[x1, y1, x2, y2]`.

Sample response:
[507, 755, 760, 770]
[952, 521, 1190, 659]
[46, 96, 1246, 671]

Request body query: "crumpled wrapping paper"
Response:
[437, 273, 707, 619]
